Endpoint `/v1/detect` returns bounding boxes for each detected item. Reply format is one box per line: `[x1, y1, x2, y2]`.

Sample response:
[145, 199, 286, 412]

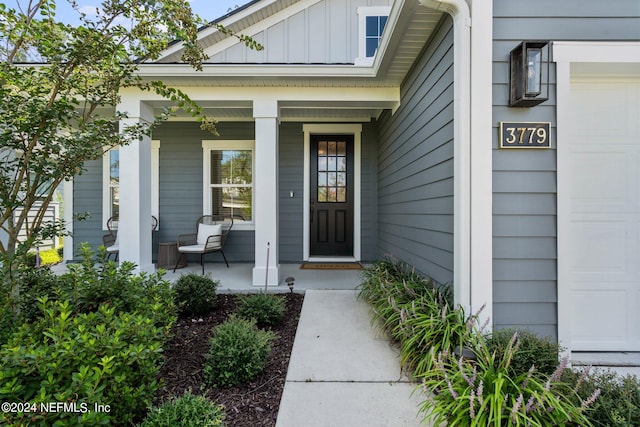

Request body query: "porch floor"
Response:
[158, 262, 362, 293]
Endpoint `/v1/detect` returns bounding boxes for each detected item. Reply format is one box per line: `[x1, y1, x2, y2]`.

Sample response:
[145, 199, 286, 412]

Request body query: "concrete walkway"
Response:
[276, 290, 428, 427]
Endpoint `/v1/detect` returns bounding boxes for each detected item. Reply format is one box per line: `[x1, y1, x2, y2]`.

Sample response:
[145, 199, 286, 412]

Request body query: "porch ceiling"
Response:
[158, 99, 398, 122]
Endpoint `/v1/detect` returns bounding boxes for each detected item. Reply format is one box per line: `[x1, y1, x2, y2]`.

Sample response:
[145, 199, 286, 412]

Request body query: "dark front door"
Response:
[310, 135, 354, 256]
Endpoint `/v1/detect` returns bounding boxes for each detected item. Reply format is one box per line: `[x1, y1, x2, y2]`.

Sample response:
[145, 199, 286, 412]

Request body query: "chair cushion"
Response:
[178, 244, 207, 253]
[106, 244, 119, 253]
[197, 223, 222, 246]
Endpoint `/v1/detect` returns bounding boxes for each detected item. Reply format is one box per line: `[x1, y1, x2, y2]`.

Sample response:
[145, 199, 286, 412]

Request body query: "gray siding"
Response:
[376, 16, 454, 285]
[492, 0, 640, 338]
[73, 158, 104, 253]
[279, 123, 305, 261]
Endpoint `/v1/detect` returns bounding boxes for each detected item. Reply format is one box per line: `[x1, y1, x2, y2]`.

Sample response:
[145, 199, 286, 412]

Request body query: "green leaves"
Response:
[0, 249, 177, 426]
[204, 315, 276, 387]
[0, 0, 226, 261]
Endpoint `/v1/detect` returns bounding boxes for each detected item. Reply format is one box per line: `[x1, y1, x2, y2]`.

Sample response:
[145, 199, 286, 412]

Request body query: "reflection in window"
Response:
[317, 140, 347, 203]
[109, 149, 119, 217]
[365, 15, 388, 57]
[210, 150, 253, 221]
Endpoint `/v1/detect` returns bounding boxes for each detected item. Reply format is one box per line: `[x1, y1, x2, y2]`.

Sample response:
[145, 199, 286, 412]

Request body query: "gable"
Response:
[158, 0, 393, 65]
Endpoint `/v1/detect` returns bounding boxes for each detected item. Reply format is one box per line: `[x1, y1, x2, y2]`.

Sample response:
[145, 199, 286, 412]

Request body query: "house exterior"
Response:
[65, 0, 640, 354]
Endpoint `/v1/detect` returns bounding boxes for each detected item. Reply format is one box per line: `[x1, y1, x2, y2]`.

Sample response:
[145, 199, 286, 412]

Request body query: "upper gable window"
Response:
[365, 15, 388, 57]
[356, 6, 391, 65]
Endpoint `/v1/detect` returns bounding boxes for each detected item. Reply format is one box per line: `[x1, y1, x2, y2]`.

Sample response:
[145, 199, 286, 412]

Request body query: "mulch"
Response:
[155, 293, 305, 427]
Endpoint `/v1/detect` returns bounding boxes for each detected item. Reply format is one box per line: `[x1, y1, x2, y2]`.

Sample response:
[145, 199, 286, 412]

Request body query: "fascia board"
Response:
[136, 63, 378, 78]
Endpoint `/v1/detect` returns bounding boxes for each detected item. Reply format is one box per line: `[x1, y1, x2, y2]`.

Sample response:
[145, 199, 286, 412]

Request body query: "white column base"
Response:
[252, 265, 281, 287]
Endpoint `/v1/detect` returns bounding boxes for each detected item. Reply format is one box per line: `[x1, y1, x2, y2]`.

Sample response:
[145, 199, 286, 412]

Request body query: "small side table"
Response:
[157, 242, 187, 269]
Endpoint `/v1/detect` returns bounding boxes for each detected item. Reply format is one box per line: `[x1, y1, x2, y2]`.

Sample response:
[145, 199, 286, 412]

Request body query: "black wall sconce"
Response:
[509, 41, 550, 107]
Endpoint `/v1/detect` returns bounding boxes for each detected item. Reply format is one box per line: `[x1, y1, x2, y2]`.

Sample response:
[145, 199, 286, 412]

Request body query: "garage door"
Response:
[565, 76, 640, 351]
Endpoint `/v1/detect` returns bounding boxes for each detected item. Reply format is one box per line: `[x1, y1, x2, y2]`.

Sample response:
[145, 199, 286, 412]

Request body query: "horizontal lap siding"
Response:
[376, 16, 454, 285]
[158, 122, 256, 262]
[492, 0, 640, 339]
[73, 159, 103, 253]
[278, 123, 304, 261]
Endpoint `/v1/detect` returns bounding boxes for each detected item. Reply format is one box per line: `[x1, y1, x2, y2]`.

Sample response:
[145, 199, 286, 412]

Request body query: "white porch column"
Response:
[118, 102, 154, 272]
[252, 99, 280, 286]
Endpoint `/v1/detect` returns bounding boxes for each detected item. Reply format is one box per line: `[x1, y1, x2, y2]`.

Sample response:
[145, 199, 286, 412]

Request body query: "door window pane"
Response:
[317, 139, 348, 204]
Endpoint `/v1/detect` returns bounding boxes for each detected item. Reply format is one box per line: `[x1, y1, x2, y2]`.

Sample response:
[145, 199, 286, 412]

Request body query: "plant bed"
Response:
[155, 293, 304, 427]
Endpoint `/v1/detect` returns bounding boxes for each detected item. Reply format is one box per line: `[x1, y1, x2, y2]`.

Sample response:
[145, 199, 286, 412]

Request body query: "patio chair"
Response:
[174, 215, 234, 274]
[102, 215, 158, 261]
[102, 232, 119, 261]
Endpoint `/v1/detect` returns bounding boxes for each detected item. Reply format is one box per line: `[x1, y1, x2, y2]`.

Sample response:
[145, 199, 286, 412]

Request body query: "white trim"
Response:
[302, 123, 362, 261]
[102, 143, 160, 230]
[469, 0, 494, 329]
[419, 0, 472, 314]
[102, 148, 119, 229]
[355, 6, 392, 66]
[201, 140, 256, 231]
[554, 41, 640, 355]
[151, 140, 160, 227]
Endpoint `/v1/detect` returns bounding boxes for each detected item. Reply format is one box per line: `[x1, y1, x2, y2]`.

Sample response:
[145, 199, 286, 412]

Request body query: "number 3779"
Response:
[499, 122, 550, 148]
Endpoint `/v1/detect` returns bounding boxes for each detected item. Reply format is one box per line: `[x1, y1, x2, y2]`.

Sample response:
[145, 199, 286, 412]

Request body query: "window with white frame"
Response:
[102, 140, 160, 228]
[355, 6, 390, 65]
[202, 140, 254, 226]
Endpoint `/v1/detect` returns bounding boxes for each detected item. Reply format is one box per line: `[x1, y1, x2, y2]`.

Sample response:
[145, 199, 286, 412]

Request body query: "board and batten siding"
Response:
[492, 0, 640, 339]
[207, 0, 392, 64]
[376, 16, 454, 285]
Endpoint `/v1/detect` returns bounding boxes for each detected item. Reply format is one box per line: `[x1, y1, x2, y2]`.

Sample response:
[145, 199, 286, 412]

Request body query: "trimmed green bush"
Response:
[139, 392, 226, 427]
[485, 328, 561, 377]
[173, 273, 219, 317]
[204, 315, 276, 387]
[0, 243, 176, 426]
[236, 292, 285, 327]
[0, 299, 170, 426]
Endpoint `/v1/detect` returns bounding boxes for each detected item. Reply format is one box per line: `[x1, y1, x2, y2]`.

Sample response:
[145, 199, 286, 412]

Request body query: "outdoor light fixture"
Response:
[285, 276, 295, 293]
[509, 41, 550, 107]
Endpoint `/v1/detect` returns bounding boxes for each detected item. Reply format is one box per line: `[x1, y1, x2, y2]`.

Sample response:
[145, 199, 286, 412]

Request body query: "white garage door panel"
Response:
[572, 290, 628, 345]
[567, 78, 640, 351]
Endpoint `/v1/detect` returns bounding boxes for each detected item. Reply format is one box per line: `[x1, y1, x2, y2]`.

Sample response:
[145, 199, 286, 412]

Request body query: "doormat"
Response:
[300, 262, 363, 270]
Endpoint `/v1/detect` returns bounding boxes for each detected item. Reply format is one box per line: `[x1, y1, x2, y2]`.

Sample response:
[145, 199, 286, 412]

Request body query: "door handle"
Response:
[310, 199, 315, 222]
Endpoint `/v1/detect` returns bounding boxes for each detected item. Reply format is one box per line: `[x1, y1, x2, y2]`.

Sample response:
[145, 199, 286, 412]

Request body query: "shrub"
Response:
[14, 244, 176, 329]
[173, 273, 219, 317]
[563, 368, 640, 427]
[418, 332, 598, 426]
[139, 392, 226, 427]
[23, 247, 62, 267]
[0, 299, 170, 426]
[204, 315, 276, 387]
[485, 328, 561, 377]
[236, 292, 285, 327]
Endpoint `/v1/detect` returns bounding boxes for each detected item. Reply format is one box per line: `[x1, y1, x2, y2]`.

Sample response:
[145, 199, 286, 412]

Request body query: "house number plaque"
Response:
[499, 122, 551, 148]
